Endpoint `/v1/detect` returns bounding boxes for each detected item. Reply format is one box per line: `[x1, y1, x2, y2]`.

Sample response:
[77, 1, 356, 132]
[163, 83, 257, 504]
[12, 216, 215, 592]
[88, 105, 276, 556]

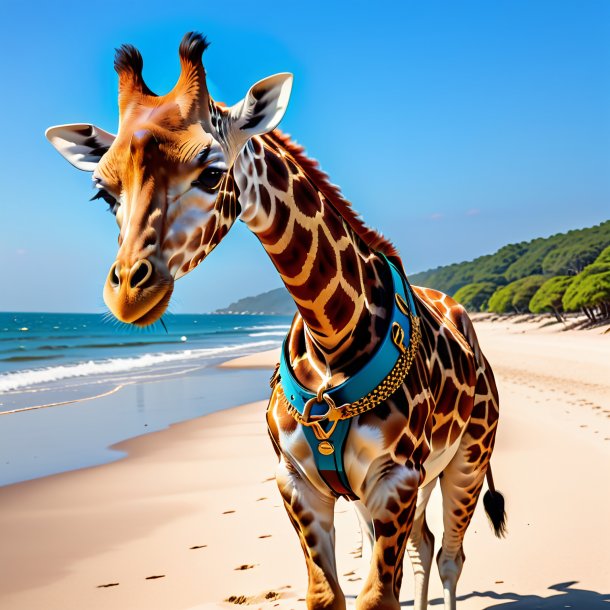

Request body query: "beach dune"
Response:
[0, 317, 608, 609]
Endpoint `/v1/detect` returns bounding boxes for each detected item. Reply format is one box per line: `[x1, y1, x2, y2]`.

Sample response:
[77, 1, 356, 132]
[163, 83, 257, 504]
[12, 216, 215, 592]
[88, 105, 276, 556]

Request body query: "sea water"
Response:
[0, 312, 291, 485]
[0, 312, 290, 400]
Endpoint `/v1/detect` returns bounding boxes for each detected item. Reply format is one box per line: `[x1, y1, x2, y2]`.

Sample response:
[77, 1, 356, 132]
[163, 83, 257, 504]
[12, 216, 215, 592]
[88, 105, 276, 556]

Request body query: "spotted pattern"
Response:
[239, 136, 501, 609]
[265, 289, 499, 610]
[236, 134, 396, 387]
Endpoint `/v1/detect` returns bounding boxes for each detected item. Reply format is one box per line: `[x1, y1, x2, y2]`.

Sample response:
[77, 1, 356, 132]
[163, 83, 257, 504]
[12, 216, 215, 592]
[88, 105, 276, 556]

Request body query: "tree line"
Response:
[410, 220, 610, 322]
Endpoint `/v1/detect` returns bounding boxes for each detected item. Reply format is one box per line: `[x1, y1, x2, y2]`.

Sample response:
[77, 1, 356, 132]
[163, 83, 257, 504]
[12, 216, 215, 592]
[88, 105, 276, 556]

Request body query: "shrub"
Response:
[488, 275, 546, 314]
[453, 282, 499, 312]
[562, 246, 610, 313]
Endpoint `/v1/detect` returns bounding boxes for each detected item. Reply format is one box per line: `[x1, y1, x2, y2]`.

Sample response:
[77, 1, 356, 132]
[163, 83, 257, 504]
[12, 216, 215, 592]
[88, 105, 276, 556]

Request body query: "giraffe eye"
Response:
[90, 188, 120, 215]
[192, 167, 226, 193]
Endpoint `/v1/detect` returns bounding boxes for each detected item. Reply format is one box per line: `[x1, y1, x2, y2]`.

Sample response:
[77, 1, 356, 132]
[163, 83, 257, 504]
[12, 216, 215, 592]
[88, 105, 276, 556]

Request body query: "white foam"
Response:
[248, 332, 288, 337]
[234, 325, 291, 331]
[0, 341, 278, 393]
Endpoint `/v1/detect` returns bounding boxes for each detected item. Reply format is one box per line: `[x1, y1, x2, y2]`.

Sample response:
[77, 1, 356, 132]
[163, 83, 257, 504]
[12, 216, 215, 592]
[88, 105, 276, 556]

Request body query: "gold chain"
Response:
[279, 312, 421, 424]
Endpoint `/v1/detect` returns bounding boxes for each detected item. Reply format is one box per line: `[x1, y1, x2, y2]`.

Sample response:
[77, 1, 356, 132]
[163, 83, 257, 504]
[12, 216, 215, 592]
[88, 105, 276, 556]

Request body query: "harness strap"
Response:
[302, 420, 356, 500]
[277, 255, 420, 500]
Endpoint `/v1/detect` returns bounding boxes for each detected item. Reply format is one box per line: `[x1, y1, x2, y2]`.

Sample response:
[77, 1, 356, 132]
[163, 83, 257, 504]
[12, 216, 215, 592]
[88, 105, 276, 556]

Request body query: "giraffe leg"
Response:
[275, 457, 345, 610]
[436, 439, 491, 610]
[405, 477, 438, 610]
[353, 500, 375, 562]
[357, 464, 421, 610]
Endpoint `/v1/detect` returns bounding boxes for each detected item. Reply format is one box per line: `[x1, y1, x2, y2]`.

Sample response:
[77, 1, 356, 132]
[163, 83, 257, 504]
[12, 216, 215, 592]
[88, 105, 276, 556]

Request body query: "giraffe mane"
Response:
[262, 130, 403, 269]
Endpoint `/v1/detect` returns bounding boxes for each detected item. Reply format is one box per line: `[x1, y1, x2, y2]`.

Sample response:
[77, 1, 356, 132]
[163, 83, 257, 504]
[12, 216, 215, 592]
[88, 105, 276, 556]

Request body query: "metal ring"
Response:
[302, 394, 334, 425]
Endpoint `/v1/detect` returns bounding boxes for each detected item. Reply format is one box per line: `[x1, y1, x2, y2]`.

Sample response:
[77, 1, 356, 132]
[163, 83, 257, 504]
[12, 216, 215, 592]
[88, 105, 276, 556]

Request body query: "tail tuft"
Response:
[483, 489, 507, 538]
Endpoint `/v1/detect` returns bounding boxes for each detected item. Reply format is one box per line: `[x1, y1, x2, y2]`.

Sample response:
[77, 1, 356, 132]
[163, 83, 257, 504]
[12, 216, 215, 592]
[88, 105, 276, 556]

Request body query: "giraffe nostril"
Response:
[129, 260, 153, 289]
[110, 263, 120, 287]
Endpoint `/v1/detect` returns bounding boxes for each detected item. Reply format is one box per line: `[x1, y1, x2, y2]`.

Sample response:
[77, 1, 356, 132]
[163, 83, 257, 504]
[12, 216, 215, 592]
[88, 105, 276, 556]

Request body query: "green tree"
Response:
[529, 276, 573, 320]
[488, 276, 545, 314]
[511, 275, 546, 313]
[453, 282, 497, 312]
[488, 283, 519, 314]
[504, 238, 558, 281]
[542, 240, 608, 276]
[562, 246, 610, 319]
[410, 243, 524, 295]
[409, 220, 610, 296]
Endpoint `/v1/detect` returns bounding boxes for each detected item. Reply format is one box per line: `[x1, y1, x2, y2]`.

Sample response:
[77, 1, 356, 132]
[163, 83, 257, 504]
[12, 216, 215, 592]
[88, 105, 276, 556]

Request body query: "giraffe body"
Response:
[46, 33, 505, 610]
[267, 283, 500, 610]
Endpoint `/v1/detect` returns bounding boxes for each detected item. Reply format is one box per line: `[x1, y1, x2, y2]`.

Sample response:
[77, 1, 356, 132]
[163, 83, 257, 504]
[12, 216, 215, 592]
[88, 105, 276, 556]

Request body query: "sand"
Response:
[0, 317, 608, 610]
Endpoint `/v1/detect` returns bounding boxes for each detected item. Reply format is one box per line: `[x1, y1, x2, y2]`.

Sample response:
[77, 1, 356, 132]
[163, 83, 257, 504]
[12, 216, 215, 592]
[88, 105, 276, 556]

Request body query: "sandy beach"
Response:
[0, 317, 608, 610]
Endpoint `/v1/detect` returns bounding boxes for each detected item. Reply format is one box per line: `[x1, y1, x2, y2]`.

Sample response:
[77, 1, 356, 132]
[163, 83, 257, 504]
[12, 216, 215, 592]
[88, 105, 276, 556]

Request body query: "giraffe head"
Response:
[46, 32, 292, 326]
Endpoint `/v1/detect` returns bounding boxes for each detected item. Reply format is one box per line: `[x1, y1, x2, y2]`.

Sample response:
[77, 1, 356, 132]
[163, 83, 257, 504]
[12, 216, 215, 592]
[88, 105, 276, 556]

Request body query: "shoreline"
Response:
[469, 310, 610, 333]
[0, 350, 279, 487]
[0, 318, 608, 609]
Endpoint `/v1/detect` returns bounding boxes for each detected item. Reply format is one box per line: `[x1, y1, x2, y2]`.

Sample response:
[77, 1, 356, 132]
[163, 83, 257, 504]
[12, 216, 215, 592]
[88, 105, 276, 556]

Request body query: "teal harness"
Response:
[278, 256, 419, 500]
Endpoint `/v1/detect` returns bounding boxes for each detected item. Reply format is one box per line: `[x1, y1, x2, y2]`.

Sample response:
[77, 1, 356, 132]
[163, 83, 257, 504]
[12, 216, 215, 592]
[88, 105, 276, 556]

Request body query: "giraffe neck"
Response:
[233, 132, 395, 383]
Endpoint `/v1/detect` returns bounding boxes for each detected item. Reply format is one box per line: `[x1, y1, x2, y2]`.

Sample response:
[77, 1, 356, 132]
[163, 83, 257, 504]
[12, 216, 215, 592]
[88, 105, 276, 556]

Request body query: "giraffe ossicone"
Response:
[46, 31, 506, 610]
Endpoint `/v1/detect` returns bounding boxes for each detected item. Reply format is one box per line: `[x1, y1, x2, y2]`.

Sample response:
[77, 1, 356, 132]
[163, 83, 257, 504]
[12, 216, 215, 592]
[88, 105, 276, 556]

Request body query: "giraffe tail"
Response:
[483, 465, 507, 538]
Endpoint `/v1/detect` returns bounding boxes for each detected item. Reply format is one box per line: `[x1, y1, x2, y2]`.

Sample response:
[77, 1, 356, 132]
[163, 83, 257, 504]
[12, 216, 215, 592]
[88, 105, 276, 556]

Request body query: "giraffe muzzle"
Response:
[104, 258, 173, 326]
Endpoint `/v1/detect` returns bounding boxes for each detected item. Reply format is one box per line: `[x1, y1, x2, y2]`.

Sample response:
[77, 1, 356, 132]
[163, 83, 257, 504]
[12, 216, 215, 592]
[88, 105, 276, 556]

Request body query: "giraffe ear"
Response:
[45, 123, 116, 171]
[229, 73, 293, 142]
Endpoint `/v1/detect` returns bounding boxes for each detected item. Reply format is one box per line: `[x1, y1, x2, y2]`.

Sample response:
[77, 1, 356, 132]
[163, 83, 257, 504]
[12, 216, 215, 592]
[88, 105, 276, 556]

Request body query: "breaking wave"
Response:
[0, 340, 278, 393]
[234, 324, 291, 331]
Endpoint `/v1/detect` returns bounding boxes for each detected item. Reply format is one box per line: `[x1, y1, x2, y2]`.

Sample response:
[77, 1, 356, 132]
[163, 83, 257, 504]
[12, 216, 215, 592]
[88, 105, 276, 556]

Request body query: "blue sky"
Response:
[1, 0, 608, 313]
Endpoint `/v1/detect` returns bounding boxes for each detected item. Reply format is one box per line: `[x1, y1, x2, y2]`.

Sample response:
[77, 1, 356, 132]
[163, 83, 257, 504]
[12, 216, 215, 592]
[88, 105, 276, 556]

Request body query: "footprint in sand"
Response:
[145, 575, 165, 580]
[258, 534, 272, 539]
[190, 545, 207, 549]
[264, 591, 281, 600]
[256, 497, 268, 501]
[234, 564, 257, 571]
[225, 594, 249, 604]
[225, 591, 280, 605]
[97, 583, 119, 588]
[223, 510, 236, 514]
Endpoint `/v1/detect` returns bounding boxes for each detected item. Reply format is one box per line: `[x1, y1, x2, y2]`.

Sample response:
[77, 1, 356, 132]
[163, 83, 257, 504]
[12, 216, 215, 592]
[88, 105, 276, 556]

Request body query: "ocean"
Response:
[0, 312, 292, 485]
[0, 312, 291, 401]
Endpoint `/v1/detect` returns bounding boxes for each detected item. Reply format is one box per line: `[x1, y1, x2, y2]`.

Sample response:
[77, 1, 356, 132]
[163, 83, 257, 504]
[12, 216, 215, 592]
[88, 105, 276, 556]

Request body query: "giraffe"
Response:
[46, 33, 506, 610]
